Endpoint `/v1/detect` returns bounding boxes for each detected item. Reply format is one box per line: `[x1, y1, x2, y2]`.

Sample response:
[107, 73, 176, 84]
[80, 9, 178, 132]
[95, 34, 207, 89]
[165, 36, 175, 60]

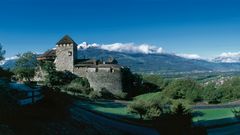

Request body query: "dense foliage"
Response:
[138, 75, 240, 104]
[121, 68, 143, 97]
[202, 77, 240, 103]
[163, 79, 202, 102]
[40, 61, 77, 88]
[62, 78, 93, 95]
[143, 75, 168, 91]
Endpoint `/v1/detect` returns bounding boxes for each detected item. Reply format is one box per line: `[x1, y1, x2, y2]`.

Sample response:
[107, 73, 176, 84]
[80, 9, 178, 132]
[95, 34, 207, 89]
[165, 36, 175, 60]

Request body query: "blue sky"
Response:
[0, 0, 240, 58]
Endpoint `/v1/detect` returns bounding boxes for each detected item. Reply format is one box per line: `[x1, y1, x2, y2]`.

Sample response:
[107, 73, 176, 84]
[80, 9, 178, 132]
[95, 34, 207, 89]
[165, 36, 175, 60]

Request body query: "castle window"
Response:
[110, 68, 114, 73]
[68, 51, 72, 56]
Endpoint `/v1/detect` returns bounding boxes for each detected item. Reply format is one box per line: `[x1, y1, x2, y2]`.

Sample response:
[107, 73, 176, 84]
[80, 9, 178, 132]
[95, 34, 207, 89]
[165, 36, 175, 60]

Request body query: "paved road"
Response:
[193, 103, 240, 110]
[70, 104, 159, 135]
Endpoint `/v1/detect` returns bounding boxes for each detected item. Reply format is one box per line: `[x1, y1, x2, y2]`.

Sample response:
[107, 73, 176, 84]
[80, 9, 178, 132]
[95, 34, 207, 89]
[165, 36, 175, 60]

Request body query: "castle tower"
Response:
[55, 35, 77, 72]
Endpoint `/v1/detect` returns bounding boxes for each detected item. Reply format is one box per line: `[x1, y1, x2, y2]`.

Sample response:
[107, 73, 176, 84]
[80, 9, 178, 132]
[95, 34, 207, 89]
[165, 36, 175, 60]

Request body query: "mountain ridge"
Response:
[1, 48, 240, 74]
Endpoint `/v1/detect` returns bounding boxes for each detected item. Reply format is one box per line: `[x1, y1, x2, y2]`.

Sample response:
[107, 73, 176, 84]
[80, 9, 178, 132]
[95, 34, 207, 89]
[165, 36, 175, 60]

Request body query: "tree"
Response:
[128, 100, 149, 120]
[153, 103, 194, 135]
[40, 61, 77, 88]
[203, 83, 222, 104]
[121, 68, 143, 97]
[13, 52, 37, 82]
[0, 43, 6, 61]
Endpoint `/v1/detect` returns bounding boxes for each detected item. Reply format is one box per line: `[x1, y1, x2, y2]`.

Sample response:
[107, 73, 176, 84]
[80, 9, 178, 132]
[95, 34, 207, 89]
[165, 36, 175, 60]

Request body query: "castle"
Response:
[37, 35, 123, 94]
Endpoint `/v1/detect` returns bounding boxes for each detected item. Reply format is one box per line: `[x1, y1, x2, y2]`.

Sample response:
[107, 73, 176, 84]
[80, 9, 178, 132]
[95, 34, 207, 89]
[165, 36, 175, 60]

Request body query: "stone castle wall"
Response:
[55, 44, 77, 72]
[73, 67, 123, 94]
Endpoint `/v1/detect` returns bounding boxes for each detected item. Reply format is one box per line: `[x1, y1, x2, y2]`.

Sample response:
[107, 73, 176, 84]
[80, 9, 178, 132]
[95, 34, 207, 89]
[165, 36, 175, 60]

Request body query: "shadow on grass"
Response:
[194, 117, 240, 129]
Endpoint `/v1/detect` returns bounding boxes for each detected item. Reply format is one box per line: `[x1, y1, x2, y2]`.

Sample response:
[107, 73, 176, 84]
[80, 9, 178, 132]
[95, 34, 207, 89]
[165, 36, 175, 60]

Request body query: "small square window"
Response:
[68, 51, 72, 56]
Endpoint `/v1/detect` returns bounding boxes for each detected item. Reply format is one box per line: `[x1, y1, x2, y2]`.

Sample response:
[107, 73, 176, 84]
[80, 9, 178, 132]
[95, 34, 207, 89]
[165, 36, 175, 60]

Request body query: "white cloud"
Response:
[5, 56, 19, 61]
[176, 53, 202, 59]
[219, 52, 240, 57]
[78, 42, 164, 54]
[78, 42, 98, 49]
[213, 52, 240, 63]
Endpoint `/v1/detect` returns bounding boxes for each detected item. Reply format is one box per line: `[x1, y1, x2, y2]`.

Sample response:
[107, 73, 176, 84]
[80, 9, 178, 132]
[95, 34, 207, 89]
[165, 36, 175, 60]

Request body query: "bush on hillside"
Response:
[121, 68, 143, 97]
[89, 91, 102, 100]
[127, 100, 150, 120]
[232, 108, 240, 119]
[99, 88, 115, 99]
[63, 77, 92, 96]
[162, 79, 202, 102]
[143, 75, 168, 91]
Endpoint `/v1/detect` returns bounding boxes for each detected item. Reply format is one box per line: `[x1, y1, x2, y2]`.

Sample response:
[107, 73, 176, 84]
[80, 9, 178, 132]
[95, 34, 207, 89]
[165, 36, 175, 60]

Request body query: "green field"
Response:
[75, 100, 137, 119]
[193, 108, 235, 121]
[134, 92, 162, 101]
[193, 108, 238, 127]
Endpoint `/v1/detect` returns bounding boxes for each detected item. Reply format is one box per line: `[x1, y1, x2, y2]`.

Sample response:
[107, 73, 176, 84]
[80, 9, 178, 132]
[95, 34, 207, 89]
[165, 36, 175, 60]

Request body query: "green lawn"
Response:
[134, 92, 162, 101]
[75, 100, 138, 119]
[193, 108, 235, 121]
[193, 108, 238, 126]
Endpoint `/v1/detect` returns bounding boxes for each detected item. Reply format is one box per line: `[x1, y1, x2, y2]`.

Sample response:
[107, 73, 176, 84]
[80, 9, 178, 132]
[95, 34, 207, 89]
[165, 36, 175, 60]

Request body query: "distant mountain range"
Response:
[77, 48, 240, 73]
[1, 47, 240, 74]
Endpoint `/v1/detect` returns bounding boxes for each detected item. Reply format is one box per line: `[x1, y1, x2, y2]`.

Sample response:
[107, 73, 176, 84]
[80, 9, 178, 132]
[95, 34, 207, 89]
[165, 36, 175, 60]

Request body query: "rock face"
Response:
[52, 35, 123, 94]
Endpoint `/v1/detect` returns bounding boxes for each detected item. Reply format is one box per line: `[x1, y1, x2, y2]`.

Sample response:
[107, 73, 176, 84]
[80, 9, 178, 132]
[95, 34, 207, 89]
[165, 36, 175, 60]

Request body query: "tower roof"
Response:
[56, 35, 77, 45]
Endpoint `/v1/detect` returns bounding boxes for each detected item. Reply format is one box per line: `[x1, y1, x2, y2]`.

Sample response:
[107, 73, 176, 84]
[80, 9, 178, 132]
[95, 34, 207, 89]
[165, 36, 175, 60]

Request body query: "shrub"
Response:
[128, 100, 150, 119]
[114, 91, 128, 100]
[89, 91, 102, 100]
[63, 77, 92, 95]
[143, 75, 168, 91]
[232, 108, 240, 119]
[153, 103, 193, 135]
[99, 88, 115, 99]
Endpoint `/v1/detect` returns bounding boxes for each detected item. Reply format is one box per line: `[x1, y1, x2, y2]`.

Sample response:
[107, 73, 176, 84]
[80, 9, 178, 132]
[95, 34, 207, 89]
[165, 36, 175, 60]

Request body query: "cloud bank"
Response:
[78, 42, 164, 54]
[175, 53, 202, 60]
[213, 52, 240, 63]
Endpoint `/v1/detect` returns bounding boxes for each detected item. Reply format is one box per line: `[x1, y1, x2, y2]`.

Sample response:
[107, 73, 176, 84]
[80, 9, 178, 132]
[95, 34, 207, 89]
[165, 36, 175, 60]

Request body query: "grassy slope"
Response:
[193, 108, 234, 122]
[75, 100, 137, 119]
[134, 92, 162, 101]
